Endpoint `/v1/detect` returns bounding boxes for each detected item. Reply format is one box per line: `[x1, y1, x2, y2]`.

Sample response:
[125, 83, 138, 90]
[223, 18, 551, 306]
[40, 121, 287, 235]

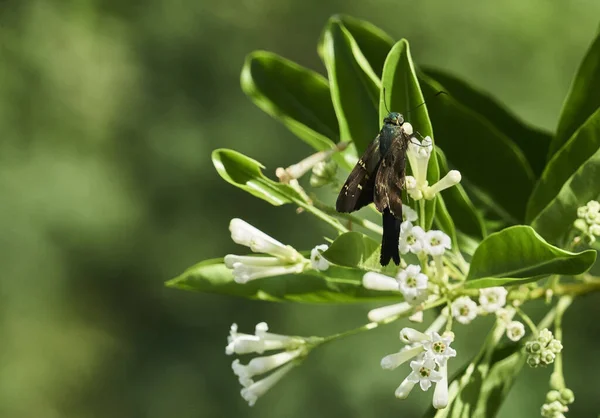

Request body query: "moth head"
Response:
[384, 112, 404, 126]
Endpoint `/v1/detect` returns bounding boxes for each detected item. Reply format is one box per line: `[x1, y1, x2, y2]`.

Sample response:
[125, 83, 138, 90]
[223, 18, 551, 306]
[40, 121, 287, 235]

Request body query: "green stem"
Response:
[295, 200, 348, 234]
[313, 200, 383, 235]
[419, 200, 426, 229]
[550, 296, 573, 390]
[515, 305, 538, 334]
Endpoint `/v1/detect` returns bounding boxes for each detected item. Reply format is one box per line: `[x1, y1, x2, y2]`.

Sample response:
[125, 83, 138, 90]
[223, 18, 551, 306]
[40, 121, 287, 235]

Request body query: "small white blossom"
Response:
[399, 221, 426, 254]
[407, 137, 433, 189]
[548, 339, 563, 354]
[397, 265, 429, 304]
[363, 272, 400, 292]
[590, 223, 600, 236]
[402, 122, 414, 136]
[538, 328, 554, 345]
[403, 206, 418, 222]
[225, 255, 306, 283]
[229, 218, 302, 262]
[495, 306, 516, 323]
[240, 362, 295, 406]
[423, 332, 457, 366]
[405, 356, 443, 391]
[399, 327, 429, 344]
[451, 296, 478, 324]
[479, 287, 508, 313]
[432, 362, 449, 409]
[367, 302, 412, 323]
[423, 170, 462, 200]
[541, 400, 568, 418]
[381, 345, 425, 370]
[506, 321, 525, 341]
[310, 244, 330, 271]
[404, 176, 423, 200]
[226, 323, 303, 355]
[422, 230, 451, 256]
[232, 348, 304, 387]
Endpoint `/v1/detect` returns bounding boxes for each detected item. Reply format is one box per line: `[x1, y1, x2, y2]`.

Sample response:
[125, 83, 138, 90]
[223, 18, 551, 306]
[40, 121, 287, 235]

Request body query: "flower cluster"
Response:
[226, 322, 309, 406]
[574, 200, 600, 243]
[541, 389, 574, 418]
[381, 322, 456, 409]
[403, 136, 462, 201]
[526, 328, 563, 368]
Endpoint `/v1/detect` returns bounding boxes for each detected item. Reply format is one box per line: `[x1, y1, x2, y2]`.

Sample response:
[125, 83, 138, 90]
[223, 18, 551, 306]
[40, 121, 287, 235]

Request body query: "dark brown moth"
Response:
[336, 112, 414, 266]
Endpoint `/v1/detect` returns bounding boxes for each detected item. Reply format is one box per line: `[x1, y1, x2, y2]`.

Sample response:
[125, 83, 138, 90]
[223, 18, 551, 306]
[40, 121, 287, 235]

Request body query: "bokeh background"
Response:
[1, 1, 599, 417]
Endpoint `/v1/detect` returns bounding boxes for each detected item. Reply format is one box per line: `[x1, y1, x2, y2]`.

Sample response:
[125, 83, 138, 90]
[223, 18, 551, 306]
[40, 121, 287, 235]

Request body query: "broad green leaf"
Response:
[318, 17, 381, 154]
[380, 40, 439, 229]
[464, 276, 545, 290]
[550, 32, 600, 158]
[167, 258, 400, 303]
[526, 107, 600, 223]
[467, 225, 596, 282]
[332, 15, 394, 77]
[530, 147, 600, 243]
[437, 148, 486, 239]
[212, 148, 307, 205]
[241, 52, 338, 150]
[322, 231, 381, 270]
[424, 67, 552, 177]
[419, 72, 536, 223]
[434, 194, 459, 251]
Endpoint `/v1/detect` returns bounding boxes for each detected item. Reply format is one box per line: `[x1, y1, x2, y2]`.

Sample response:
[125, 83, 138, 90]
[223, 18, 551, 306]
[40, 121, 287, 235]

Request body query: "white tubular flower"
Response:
[423, 170, 462, 200]
[403, 206, 418, 222]
[478, 287, 508, 313]
[407, 137, 433, 189]
[368, 302, 412, 323]
[226, 323, 303, 355]
[397, 264, 429, 304]
[425, 312, 449, 335]
[227, 259, 305, 284]
[423, 332, 457, 366]
[404, 176, 423, 200]
[451, 296, 478, 324]
[232, 348, 304, 387]
[240, 362, 295, 406]
[409, 311, 424, 323]
[363, 272, 400, 292]
[399, 221, 426, 254]
[399, 327, 429, 344]
[229, 218, 302, 262]
[506, 321, 525, 342]
[405, 356, 443, 391]
[381, 345, 425, 370]
[310, 244, 330, 271]
[402, 122, 414, 136]
[432, 362, 449, 409]
[395, 376, 417, 399]
[422, 230, 451, 256]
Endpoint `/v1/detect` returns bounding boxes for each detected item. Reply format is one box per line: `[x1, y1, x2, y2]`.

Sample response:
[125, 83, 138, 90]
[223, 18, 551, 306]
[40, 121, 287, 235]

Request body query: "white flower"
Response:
[478, 287, 508, 313]
[404, 176, 423, 200]
[403, 206, 418, 222]
[310, 244, 330, 271]
[541, 400, 568, 418]
[232, 348, 304, 387]
[423, 170, 462, 200]
[590, 223, 600, 236]
[423, 332, 456, 366]
[451, 296, 478, 324]
[363, 272, 399, 291]
[399, 327, 429, 344]
[226, 323, 303, 355]
[495, 306, 515, 323]
[229, 218, 302, 262]
[240, 362, 295, 406]
[422, 230, 451, 256]
[399, 221, 426, 254]
[506, 321, 525, 342]
[397, 264, 429, 304]
[407, 136, 433, 189]
[432, 362, 449, 409]
[405, 356, 443, 391]
[402, 122, 414, 136]
[225, 255, 306, 283]
[381, 345, 425, 370]
[367, 302, 412, 323]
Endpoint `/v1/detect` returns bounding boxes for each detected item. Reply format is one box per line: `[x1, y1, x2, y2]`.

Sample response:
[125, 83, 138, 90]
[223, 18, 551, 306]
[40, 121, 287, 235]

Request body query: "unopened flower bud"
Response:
[546, 390, 561, 403]
[560, 388, 575, 404]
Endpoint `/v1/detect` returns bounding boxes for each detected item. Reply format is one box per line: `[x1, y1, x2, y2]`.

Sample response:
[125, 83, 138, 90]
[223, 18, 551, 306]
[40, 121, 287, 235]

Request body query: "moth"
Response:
[336, 112, 415, 266]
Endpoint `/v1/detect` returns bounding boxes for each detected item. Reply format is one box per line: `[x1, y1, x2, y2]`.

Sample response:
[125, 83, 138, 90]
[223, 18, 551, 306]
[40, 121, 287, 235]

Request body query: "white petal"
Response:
[225, 255, 282, 268]
[419, 379, 432, 391]
[381, 345, 425, 370]
[423, 170, 462, 199]
[240, 362, 295, 406]
[363, 272, 400, 291]
[232, 263, 304, 283]
[310, 244, 330, 271]
[229, 218, 302, 262]
[400, 327, 429, 344]
[368, 302, 412, 322]
[395, 377, 416, 399]
[403, 206, 418, 222]
[433, 363, 449, 409]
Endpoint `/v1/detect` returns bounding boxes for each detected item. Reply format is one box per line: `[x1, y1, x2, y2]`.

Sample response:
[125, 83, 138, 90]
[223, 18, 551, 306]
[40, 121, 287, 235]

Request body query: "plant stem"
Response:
[312, 200, 383, 235]
[295, 200, 349, 234]
[515, 305, 538, 334]
[419, 200, 426, 229]
[550, 296, 573, 390]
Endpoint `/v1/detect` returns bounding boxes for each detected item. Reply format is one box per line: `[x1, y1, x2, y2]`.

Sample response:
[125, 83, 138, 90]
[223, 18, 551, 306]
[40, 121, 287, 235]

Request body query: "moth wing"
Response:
[335, 136, 381, 213]
[373, 135, 408, 218]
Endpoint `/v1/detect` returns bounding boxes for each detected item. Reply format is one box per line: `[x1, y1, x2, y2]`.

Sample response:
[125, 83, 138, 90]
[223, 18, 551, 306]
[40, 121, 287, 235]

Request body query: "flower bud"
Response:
[547, 339, 563, 354]
[527, 354, 541, 368]
[560, 388, 575, 404]
[540, 349, 556, 365]
[546, 390, 560, 403]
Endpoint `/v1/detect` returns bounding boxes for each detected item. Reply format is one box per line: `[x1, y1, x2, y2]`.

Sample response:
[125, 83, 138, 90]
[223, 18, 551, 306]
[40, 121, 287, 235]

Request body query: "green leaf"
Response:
[418, 72, 536, 223]
[530, 146, 600, 243]
[526, 107, 600, 223]
[467, 225, 596, 282]
[167, 258, 400, 303]
[423, 67, 552, 177]
[549, 32, 600, 158]
[332, 15, 394, 77]
[322, 231, 381, 270]
[318, 17, 381, 154]
[431, 322, 525, 418]
[436, 147, 486, 239]
[212, 148, 307, 206]
[380, 39, 439, 229]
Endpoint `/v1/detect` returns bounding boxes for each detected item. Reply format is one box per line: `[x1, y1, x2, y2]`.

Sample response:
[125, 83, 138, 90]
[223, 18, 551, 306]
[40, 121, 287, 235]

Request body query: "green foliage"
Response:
[167, 258, 400, 303]
[321, 232, 382, 270]
[466, 226, 596, 288]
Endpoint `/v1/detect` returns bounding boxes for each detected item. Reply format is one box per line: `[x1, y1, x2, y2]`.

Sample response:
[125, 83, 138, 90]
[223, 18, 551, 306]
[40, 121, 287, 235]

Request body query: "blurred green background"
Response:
[1, 1, 600, 417]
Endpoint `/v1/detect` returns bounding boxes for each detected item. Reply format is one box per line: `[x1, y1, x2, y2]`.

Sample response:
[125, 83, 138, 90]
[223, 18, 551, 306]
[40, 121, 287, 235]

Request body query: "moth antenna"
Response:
[406, 91, 447, 117]
[382, 88, 392, 114]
